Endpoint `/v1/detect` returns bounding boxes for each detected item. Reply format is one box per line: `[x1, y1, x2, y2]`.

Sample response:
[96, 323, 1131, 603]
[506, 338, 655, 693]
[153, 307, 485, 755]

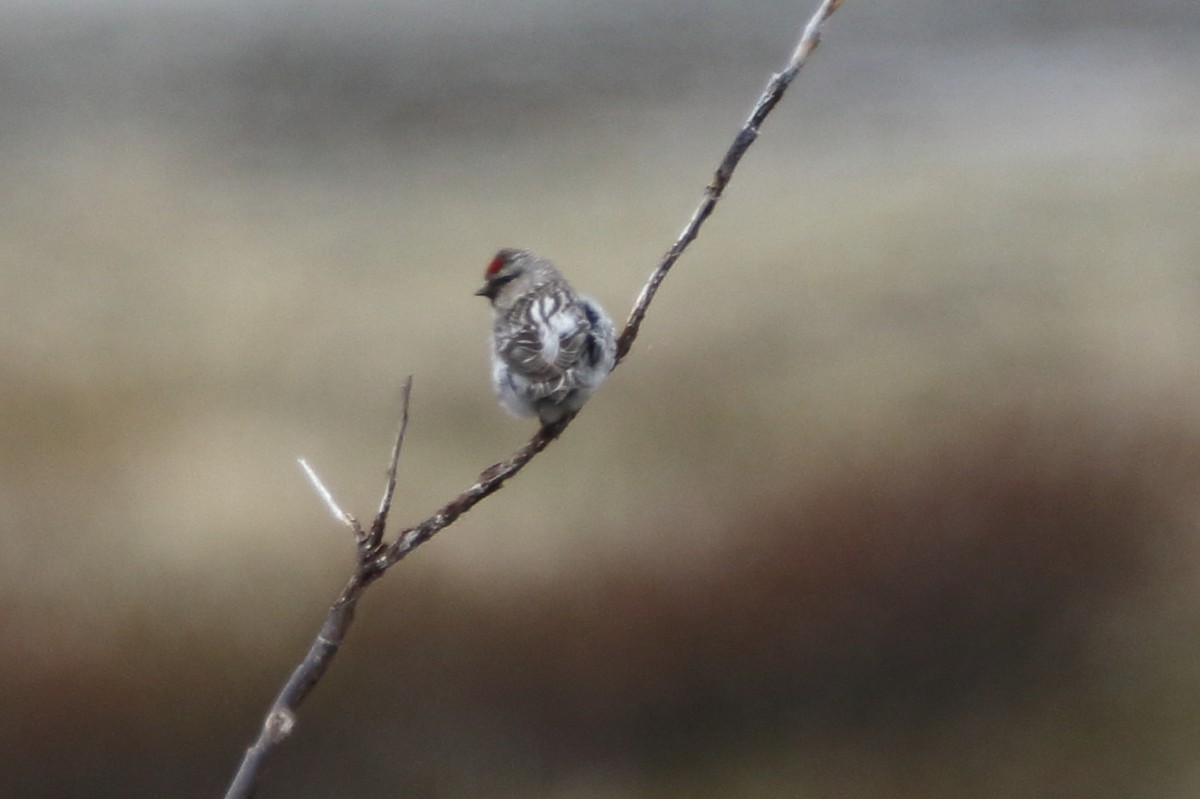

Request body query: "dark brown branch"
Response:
[616, 0, 843, 364]
[223, 570, 379, 799]
[224, 2, 843, 795]
[377, 414, 569, 569]
[224, 382, 413, 799]
[367, 375, 413, 551]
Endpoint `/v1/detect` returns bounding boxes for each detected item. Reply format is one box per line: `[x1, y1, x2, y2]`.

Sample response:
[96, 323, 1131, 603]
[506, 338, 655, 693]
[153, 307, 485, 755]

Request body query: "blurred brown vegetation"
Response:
[2, 1, 1200, 797]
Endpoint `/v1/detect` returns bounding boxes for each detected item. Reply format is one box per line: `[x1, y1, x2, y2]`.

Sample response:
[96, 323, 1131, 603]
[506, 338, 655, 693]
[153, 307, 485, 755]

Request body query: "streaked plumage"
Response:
[476, 248, 616, 425]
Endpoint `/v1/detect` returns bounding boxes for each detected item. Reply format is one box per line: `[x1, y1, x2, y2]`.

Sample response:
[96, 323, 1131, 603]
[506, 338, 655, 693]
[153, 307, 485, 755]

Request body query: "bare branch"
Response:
[791, 0, 843, 68]
[378, 415, 568, 569]
[224, 569, 379, 799]
[298, 457, 362, 540]
[227, 383, 414, 798]
[368, 375, 413, 550]
[616, 0, 842, 364]
[225, 2, 843, 795]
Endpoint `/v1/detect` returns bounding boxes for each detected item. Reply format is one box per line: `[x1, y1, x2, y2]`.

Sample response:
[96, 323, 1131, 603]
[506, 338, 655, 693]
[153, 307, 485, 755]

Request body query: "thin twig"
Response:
[298, 458, 362, 539]
[224, 2, 842, 795]
[377, 415, 568, 569]
[368, 375, 413, 550]
[224, 384, 414, 799]
[616, 0, 843, 364]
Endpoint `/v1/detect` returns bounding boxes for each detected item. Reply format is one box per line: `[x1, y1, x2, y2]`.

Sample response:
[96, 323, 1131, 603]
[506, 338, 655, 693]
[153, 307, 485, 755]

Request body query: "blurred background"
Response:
[3, 0, 1200, 796]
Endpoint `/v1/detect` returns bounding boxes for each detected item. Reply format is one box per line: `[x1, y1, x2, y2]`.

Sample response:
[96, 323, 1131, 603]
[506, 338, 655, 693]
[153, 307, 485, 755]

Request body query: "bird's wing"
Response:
[499, 291, 591, 394]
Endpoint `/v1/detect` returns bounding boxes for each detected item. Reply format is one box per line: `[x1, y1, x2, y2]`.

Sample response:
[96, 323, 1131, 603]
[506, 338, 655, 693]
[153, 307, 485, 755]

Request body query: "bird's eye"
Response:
[490, 272, 518, 287]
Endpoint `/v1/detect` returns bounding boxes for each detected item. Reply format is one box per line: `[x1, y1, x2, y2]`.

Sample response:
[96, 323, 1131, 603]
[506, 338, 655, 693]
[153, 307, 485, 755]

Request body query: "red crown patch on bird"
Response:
[485, 253, 507, 277]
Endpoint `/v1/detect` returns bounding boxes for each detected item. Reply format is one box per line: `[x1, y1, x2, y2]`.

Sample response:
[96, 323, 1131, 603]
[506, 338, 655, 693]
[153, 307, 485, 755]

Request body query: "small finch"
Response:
[476, 248, 616, 426]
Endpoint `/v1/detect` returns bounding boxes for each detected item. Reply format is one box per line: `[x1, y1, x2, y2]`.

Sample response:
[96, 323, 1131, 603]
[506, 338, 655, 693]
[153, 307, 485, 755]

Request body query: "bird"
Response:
[476, 248, 616, 426]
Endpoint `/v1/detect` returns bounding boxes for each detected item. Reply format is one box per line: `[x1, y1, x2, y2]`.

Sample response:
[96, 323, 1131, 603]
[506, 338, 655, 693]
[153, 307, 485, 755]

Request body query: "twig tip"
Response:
[298, 457, 358, 532]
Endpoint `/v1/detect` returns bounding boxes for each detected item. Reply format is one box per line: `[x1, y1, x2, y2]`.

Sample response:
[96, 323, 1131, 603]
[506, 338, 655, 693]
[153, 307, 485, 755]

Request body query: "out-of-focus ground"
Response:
[3, 0, 1200, 796]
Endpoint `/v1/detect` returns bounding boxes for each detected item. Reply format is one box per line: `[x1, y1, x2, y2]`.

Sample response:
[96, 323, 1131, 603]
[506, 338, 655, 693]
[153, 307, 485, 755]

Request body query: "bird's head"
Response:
[475, 248, 559, 310]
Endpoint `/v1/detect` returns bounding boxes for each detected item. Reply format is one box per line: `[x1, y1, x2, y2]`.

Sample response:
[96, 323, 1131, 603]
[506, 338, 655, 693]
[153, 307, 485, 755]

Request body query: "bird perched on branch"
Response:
[476, 248, 616, 426]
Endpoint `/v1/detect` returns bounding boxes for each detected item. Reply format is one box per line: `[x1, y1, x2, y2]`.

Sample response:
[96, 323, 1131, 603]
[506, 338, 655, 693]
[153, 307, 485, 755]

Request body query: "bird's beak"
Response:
[475, 283, 496, 299]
